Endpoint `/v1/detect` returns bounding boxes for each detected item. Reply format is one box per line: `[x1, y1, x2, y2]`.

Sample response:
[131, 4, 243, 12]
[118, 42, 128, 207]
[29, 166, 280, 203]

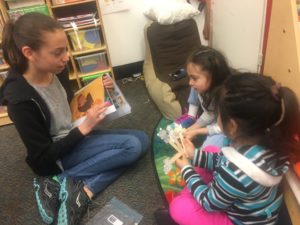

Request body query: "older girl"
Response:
[0, 13, 148, 225]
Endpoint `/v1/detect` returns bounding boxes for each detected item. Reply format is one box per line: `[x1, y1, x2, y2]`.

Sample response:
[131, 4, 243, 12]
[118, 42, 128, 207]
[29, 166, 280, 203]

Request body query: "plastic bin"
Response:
[76, 52, 108, 74]
[68, 28, 102, 51]
[8, 5, 50, 21]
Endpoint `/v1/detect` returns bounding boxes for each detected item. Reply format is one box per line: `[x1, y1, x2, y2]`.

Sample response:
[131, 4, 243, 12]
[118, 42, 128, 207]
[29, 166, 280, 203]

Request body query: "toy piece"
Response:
[157, 123, 187, 174]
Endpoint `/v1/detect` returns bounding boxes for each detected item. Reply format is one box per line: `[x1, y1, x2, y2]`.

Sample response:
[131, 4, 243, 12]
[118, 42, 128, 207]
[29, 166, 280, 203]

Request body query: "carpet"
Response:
[152, 117, 185, 205]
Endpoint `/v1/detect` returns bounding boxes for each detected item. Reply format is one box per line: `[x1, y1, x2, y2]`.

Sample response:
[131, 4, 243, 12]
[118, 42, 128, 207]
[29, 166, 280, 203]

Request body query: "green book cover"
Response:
[8, 4, 49, 20]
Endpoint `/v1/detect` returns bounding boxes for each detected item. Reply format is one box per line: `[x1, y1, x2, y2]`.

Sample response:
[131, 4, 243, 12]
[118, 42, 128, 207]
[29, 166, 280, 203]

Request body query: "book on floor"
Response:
[86, 197, 143, 225]
[70, 74, 131, 126]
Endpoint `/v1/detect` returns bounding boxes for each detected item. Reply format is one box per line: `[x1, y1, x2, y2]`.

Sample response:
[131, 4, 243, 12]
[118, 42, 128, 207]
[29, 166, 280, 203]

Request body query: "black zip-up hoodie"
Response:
[0, 68, 84, 176]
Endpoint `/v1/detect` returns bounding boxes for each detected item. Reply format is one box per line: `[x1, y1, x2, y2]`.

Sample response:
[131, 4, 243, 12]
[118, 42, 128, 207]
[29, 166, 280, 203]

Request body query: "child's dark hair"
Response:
[2, 12, 63, 74]
[187, 46, 231, 109]
[217, 73, 300, 160]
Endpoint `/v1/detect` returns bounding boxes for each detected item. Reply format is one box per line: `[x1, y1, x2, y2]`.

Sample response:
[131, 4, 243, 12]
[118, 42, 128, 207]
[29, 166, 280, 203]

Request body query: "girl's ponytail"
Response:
[2, 19, 27, 73]
[278, 86, 300, 162]
[2, 13, 63, 74]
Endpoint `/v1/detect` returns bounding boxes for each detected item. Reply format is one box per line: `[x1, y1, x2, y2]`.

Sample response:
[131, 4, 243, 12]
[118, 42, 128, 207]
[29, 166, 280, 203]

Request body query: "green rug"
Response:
[152, 117, 185, 204]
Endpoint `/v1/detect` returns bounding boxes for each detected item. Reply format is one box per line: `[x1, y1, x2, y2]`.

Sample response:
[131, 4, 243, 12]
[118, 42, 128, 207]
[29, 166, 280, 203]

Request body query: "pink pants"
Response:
[169, 146, 233, 225]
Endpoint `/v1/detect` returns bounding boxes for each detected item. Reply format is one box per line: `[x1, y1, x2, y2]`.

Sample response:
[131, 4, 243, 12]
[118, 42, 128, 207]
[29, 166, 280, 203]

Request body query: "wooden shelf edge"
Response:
[284, 170, 300, 225]
[77, 68, 112, 78]
[50, 0, 96, 9]
[0, 112, 12, 126]
[71, 46, 107, 56]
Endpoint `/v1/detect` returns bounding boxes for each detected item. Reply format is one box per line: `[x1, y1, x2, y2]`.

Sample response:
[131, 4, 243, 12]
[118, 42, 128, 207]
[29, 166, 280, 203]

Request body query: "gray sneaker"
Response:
[56, 177, 90, 225]
[33, 177, 60, 224]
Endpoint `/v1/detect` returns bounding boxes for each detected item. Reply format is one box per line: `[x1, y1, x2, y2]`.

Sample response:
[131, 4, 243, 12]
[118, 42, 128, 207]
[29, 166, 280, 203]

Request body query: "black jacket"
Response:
[0, 68, 84, 176]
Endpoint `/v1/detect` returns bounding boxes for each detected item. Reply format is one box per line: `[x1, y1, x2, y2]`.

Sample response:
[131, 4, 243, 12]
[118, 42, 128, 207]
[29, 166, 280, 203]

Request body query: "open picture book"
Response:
[70, 74, 131, 127]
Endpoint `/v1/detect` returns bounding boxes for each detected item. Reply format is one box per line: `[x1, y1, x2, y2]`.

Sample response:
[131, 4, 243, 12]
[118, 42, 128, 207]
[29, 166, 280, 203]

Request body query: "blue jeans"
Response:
[58, 129, 149, 195]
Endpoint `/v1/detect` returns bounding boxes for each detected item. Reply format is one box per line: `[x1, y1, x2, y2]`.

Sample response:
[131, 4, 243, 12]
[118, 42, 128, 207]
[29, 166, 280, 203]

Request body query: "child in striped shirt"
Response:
[170, 73, 300, 225]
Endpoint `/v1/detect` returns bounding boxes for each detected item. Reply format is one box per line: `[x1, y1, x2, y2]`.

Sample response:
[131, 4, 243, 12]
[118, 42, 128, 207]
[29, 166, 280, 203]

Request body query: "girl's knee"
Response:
[126, 136, 147, 160]
[170, 195, 202, 225]
[131, 130, 149, 153]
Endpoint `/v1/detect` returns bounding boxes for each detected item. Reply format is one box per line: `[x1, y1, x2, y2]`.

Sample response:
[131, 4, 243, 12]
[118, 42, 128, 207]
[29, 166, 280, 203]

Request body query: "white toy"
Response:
[157, 123, 187, 174]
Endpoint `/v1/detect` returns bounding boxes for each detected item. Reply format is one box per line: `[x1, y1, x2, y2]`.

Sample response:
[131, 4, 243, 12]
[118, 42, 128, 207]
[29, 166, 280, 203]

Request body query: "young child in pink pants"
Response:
[170, 145, 233, 225]
[169, 73, 299, 225]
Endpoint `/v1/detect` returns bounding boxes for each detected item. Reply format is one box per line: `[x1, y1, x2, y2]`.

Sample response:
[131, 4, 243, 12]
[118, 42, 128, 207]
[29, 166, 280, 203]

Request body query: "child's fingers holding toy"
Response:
[183, 138, 196, 159]
[175, 154, 190, 169]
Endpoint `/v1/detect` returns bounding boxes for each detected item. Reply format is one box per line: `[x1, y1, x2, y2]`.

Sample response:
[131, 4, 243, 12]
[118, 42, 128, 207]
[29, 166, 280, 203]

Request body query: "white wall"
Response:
[211, 0, 266, 72]
[99, 0, 266, 71]
[99, 0, 206, 67]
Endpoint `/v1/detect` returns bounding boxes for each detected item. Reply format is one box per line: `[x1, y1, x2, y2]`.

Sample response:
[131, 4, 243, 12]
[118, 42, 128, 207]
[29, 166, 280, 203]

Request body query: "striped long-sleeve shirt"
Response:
[181, 145, 289, 225]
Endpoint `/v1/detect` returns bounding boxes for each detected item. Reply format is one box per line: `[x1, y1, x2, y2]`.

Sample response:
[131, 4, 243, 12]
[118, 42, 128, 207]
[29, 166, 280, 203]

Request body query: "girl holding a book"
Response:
[0, 13, 149, 225]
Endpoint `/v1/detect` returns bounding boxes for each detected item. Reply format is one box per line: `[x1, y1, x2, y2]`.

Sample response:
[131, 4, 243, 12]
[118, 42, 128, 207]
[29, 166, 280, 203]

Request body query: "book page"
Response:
[103, 76, 131, 123]
[70, 76, 116, 126]
[87, 197, 143, 225]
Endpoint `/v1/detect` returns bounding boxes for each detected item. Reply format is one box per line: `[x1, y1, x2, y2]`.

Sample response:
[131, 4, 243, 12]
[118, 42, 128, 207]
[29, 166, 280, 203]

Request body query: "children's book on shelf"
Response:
[8, 4, 50, 21]
[5, 0, 45, 10]
[86, 197, 143, 225]
[70, 74, 131, 126]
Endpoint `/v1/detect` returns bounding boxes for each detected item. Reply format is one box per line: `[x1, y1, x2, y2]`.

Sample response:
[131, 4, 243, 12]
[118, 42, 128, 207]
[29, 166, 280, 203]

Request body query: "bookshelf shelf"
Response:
[71, 46, 107, 56]
[0, 106, 11, 126]
[77, 68, 112, 78]
[0, 112, 11, 126]
[0, 64, 9, 70]
[50, 0, 96, 9]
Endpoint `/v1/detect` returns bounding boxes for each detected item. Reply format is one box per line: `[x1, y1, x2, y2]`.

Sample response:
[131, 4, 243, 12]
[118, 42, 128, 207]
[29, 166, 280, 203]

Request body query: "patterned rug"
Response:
[152, 117, 185, 204]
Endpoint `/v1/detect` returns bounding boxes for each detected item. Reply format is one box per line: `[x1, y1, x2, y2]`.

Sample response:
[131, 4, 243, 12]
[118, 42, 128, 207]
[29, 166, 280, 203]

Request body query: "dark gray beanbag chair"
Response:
[143, 18, 201, 120]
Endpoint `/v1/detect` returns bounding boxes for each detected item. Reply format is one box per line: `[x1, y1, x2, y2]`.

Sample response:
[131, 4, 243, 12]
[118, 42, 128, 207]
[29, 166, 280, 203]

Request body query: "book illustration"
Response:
[86, 197, 143, 225]
[103, 77, 131, 123]
[70, 76, 116, 126]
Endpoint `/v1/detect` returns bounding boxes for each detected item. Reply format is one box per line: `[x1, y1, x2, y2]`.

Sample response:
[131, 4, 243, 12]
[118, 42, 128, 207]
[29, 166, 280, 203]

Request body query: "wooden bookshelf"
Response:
[263, 0, 300, 98]
[263, 0, 300, 224]
[284, 176, 300, 225]
[0, 106, 11, 126]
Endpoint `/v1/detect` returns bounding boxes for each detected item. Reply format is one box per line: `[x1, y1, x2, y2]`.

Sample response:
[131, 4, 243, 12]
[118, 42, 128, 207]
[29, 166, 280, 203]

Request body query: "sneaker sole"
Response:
[33, 178, 54, 225]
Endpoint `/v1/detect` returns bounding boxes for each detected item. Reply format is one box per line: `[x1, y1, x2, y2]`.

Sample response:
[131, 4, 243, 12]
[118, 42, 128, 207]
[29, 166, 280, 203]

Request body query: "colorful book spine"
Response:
[5, 0, 45, 10]
[8, 4, 50, 21]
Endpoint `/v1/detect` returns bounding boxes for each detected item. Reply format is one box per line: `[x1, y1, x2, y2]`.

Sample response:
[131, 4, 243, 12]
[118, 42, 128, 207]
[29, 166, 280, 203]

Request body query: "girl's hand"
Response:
[175, 154, 191, 169]
[184, 127, 208, 140]
[78, 102, 108, 135]
[183, 138, 196, 159]
[102, 75, 114, 90]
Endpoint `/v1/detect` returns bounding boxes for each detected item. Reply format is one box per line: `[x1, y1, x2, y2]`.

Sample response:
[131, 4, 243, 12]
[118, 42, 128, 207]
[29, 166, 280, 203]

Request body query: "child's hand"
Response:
[183, 138, 196, 159]
[175, 154, 190, 169]
[78, 102, 108, 135]
[184, 127, 208, 140]
[102, 75, 114, 90]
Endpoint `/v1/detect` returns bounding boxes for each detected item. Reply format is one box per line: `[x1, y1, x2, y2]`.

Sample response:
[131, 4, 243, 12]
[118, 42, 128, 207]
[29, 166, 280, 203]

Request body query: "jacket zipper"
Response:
[30, 98, 46, 121]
